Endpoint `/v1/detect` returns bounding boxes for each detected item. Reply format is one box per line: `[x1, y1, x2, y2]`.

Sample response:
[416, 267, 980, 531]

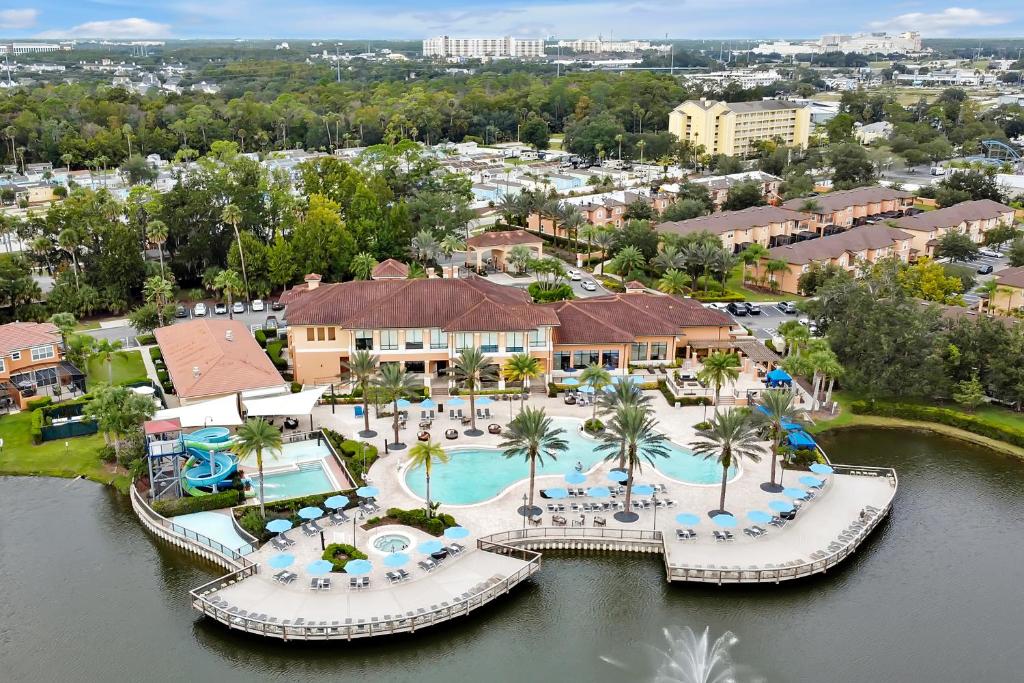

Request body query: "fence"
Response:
[40, 419, 98, 441]
[479, 527, 665, 553]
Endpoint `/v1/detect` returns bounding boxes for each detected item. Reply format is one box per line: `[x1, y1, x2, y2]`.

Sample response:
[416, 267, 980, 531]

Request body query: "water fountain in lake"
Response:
[602, 626, 763, 683]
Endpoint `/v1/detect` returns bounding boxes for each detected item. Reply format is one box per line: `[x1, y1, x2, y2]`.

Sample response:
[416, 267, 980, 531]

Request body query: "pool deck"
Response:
[174, 397, 897, 639]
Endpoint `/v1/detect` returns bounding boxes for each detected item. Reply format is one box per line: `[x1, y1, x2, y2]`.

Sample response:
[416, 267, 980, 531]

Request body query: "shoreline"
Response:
[814, 417, 1024, 460]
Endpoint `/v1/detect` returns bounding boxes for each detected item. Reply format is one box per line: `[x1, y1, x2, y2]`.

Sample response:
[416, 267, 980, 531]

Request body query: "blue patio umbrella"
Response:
[324, 495, 350, 510]
[306, 559, 333, 575]
[268, 553, 295, 569]
[475, 396, 493, 406]
[577, 384, 595, 394]
[747, 510, 773, 524]
[632, 484, 655, 496]
[810, 463, 834, 475]
[587, 486, 611, 498]
[607, 470, 629, 483]
[396, 398, 412, 409]
[783, 487, 808, 500]
[447, 396, 466, 407]
[712, 514, 738, 528]
[265, 519, 292, 534]
[383, 552, 410, 568]
[417, 539, 444, 554]
[799, 475, 825, 488]
[420, 398, 436, 409]
[443, 526, 470, 540]
[675, 513, 701, 525]
[545, 487, 569, 499]
[298, 506, 323, 520]
[769, 500, 794, 513]
[562, 377, 580, 386]
[564, 471, 586, 484]
[356, 486, 379, 498]
[344, 559, 374, 575]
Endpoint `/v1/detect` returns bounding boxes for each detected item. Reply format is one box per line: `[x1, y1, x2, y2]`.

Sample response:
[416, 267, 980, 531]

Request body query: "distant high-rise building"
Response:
[752, 31, 922, 56]
[555, 38, 667, 54]
[0, 42, 73, 55]
[422, 36, 544, 59]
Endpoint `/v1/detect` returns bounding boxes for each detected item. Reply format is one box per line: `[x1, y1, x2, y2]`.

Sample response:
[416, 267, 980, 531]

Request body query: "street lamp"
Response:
[651, 492, 659, 532]
[521, 494, 528, 531]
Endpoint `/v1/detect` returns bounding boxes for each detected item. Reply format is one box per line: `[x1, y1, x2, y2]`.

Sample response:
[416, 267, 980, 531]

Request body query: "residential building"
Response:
[668, 99, 811, 157]
[0, 42, 73, 55]
[893, 199, 1017, 258]
[752, 32, 922, 56]
[990, 267, 1024, 314]
[0, 322, 83, 409]
[656, 205, 813, 253]
[687, 171, 782, 209]
[154, 319, 286, 406]
[684, 70, 786, 90]
[782, 186, 915, 232]
[555, 39, 668, 54]
[750, 226, 913, 295]
[527, 190, 673, 236]
[422, 36, 544, 59]
[854, 121, 894, 144]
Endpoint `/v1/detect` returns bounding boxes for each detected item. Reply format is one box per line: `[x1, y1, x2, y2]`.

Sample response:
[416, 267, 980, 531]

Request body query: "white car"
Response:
[193, 302, 207, 317]
[978, 248, 1002, 258]
[251, 299, 265, 312]
[580, 280, 597, 292]
[232, 301, 245, 314]
[566, 269, 582, 281]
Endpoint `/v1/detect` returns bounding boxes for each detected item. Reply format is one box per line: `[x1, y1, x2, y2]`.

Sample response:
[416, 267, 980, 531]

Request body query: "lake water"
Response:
[3, 427, 1023, 682]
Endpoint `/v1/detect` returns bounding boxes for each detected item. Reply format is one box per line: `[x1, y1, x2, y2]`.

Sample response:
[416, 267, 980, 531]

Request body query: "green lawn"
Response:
[727, 265, 805, 303]
[86, 349, 148, 387]
[0, 410, 127, 490]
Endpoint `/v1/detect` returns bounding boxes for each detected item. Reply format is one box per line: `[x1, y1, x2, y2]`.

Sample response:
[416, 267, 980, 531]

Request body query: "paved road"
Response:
[84, 302, 282, 344]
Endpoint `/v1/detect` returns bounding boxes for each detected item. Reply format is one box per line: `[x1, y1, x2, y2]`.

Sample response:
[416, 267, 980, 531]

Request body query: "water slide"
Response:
[181, 427, 239, 495]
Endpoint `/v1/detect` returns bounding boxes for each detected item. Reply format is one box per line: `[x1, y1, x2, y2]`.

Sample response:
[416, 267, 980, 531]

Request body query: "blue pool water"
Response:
[250, 463, 335, 502]
[404, 418, 736, 505]
[237, 438, 332, 469]
[170, 511, 254, 553]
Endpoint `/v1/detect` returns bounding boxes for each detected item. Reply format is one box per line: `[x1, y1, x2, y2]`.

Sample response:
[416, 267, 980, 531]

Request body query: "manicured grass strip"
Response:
[86, 349, 148, 387]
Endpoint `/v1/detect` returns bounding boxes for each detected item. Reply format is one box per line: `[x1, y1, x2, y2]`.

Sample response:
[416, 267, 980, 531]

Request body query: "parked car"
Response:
[193, 302, 207, 317]
[566, 269, 582, 281]
[580, 280, 597, 292]
[214, 302, 228, 315]
[777, 301, 797, 314]
[726, 302, 747, 317]
[233, 301, 245, 314]
[264, 315, 279, 332]
[271, 300, 285, 311]
[977, 264, 994, 275]
[251, 299, 265, 312]
[745, 302, 762, 315]
[174, 305, 187, 318]
[979, 248, 1002, 258]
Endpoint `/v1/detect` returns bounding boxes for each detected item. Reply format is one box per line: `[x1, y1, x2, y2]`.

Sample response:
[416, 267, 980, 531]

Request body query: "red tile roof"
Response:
[995, 266, 1024, 290]
[144, 418, 182, 435]
[0, 322, 60, 357]
[782, 186, 913, 213]
[894, 199, 1015, 232]
[154, 319, 284, 400]
[371, 259, 409, 279]
[466, 230, 544, 249]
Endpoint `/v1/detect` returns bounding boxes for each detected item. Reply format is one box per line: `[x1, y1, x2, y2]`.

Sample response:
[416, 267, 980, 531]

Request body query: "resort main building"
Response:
[282, 269, 734, 389]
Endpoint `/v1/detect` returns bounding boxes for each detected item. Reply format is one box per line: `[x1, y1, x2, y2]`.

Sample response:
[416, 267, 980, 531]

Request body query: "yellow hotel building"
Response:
[669, 99, 811, 157]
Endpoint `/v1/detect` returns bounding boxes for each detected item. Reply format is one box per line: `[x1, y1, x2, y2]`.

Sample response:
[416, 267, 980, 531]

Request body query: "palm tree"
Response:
[453, 347, 498, 434]
[143, 276, 174, 328]
[777, 320, 810, 357]
[48, 312, 77, 352]
[222, 203, 249, 301]
[740, 243, 768, 285]
[496, 193, 519, 226]
[592, 229, 616, 268]
[697, 351, 741, 419]
[712, 249, 739, 291]
[351, 252, 377, 280]
[344, 350, 380, 436]
[407, 440, 449, 517]
[612, 245, 645, 278]
[765, 259, 789, 292]
[146, 220, 169, 279]
[690, 410, 766, 513]
[92, 338, 123, 385]
[440, 235, 465, 259]
[596, 405, 668, 519]
[499, 407, 568, 517]
[540, 198, 563, 239]
[657, 269, 689, 295]
[233, 417, 283, 518]
[58, 227, 82, 290]
[652, 245, 686, 274]
[212, 269, 243, 320]
[373, 363, 419, 446]
[598, 379, 652, 468]
[752, 389, 803, 489]
[410, 229, 440, 264]
[561, 207, 586, 254]
[579, 363, 612, 423]
[502, 352, 542, 413]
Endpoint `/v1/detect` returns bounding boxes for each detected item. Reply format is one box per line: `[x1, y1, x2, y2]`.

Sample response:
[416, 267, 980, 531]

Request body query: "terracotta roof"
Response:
[466, 229, 543, 249]
[766, 226, 912, 265]
[0, 322, 60, 357]
[625, 281, 646, 290]
[995, 266, 1024, 289]
[285, 275, 560, 332]
[371, 259, 410, 279]
[657, 206, 810, 237]
[894, 199, 1015, 232]
[544, 292, 733, 345]
[154, 319, 284, 400]
[782, 186, 913, 213]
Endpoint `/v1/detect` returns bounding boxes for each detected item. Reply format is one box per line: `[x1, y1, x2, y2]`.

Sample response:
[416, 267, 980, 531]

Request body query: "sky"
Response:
[0, 2, 1021, 41]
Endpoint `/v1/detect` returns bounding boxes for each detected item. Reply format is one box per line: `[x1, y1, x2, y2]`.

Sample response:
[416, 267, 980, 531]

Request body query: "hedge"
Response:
[364, 507, 457, 536]
[677, 396, 711, 406]
[149, 347, 163, 361]
[137, 333, 156, 346]
[25, 396, 53, 411]
[266, 340, 287, 370]
[528, 282, 575, 303]
[690, 291, 747, 303]
[850, 400, 1024, 449]
[322, 543, 368, 572]
[657, 380, 677, 407]
[153, 489, 243, 517]
[254, 329, 268, 348]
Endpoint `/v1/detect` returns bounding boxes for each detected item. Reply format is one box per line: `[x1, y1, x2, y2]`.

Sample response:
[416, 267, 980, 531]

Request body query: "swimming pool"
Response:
[170, 511, 255, 554]
[249, 462, 335, 502]
[236, 438, 332, 469]
[404, 418, 736, 505]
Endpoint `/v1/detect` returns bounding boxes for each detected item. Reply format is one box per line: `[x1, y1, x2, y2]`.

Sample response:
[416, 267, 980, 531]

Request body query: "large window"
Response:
[601, 351, 620, 370]
[380, 330, 398, 351]
[506, 332, 524, 353]
[0, 357, 5, 374]
[454, 333, 473, 351]
[650, 342, 668, 361]
[573, 350, 599, 368]
[405, 329, 423, 350]
[480, 333, 498, 353]
[430, 328, 447, 349]
[355, 330, 373, 351]
[306, 327, 314, 342]
[630, 343, 648, 362]
[553, 352, 571, 371]
[529, 329, 545, 348]
[31, 345, 54, 362]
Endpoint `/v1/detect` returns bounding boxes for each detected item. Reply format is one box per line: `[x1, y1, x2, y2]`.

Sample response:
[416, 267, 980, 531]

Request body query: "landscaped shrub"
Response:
[137, 333, 157, 346]
[266, 340, 287, 370]
[584, 418, 604, 434]
[30, 409, 45, 444]
[547, 382, 558, 398]
[290, 381, 303, 393]
[322, 543, 368, 572]
[153, 489, 242, 516]
[238, 508, 266, 539]
[677, 396, 711, 407]
[657, 380, 677, 407]
[850, 400, 1024, 448]
[149, 347, 163, 361]
[365, 507, 458, 536]
[254, 329, 268, 347]
[156, 369, 169, 383]
[693, 421, 712, 431]
[527, 282, 575, 303]
[25, 396, 53, 411]
[690, 291, 746, 303]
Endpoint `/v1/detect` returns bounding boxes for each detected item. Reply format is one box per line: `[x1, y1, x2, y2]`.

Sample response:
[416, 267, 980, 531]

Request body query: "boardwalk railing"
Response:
[187, 537, 542, 641]
[479, 527, 664, 553]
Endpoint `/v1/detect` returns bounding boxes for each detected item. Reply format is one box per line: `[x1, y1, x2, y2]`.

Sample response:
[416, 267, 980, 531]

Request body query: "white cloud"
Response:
[36, 17, 171, 39]
[0, 9, 39, 30]
[869, 7, 1009, 36]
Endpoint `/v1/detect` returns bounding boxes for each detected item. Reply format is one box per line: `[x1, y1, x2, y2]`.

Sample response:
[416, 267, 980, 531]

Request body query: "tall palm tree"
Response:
[410, 229, 440, 264]
[212, 269, 243, 320]
[499, 407, 568, 517]
[233, 417, 283, 518]
[765, 259, 788, 292]
[453, 347, 498, 434]
[598, 379, 652, 468]
[58, 227, 82, 290]
[561, 207, 586, 254]
[351, 252, 377, 280]
[92, 338, 123, 385]
[739, 243, 768, 285]
[222, 203, 249, 301]
[697, 351, 741, 419]
[373, 363, 419, 446]
[143, 276, 174, 328]
[690, 410, 766, 513]
[592, 229, 616, 271]
[440, 235, 465, 260]
[407, 440, 449, 517]
[540, 198, 563, 239]
[496, 193, 519, 226]
[344, 350, 380, 436]
[652, 245, 686, 274]
[596, 405, 668, 519]
[502, 352, 542, 413]
[579, 362, 612, 422]
[612, 245, 645, 278]
[752, 389, 803, 489]
[146, 220, 169, 279]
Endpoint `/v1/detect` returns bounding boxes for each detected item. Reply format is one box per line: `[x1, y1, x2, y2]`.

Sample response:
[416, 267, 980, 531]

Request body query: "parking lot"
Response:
[710, 300, 807, 342]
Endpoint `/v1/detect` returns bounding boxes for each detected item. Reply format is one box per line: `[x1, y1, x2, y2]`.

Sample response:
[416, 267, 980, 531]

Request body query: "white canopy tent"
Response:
[242, 386, 329, 418]
[154, 395, 243, 428]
